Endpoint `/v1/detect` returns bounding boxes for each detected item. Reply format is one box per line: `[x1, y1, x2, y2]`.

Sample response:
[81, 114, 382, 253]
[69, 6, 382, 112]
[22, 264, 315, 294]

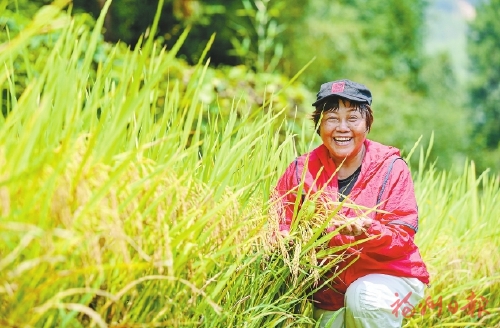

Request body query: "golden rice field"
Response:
[0, 1, 499, 327]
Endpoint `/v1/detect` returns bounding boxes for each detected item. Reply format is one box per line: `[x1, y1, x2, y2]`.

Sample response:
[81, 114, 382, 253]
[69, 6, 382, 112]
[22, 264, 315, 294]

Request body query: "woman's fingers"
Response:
[337, 218, 371, 236]
[361, 217, 372, 229]
[329, 217, 372, 236]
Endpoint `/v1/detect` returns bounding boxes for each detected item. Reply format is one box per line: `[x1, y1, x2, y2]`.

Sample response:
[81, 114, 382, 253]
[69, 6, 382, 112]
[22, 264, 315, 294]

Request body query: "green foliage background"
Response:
[468, 0, 500, 172]
[3, 0, 496, 173]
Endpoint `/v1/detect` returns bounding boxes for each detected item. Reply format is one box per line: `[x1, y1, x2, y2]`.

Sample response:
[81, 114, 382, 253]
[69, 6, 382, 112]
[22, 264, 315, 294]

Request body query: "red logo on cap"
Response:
[331, 82, 345, 93]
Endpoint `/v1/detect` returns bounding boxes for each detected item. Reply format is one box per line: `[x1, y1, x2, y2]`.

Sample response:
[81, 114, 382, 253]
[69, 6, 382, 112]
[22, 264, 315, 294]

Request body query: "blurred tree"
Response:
[468, 0, 500, 151]
[70, 0, 248, 66]
[277, 0, 426, 89]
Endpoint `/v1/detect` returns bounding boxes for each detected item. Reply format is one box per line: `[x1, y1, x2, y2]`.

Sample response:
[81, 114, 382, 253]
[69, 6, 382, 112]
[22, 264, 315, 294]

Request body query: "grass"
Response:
[0, 1, 499, 327]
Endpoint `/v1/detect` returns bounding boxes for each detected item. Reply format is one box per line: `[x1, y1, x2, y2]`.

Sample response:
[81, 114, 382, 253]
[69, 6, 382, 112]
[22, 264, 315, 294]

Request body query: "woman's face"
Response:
[319, 99, 367, 164]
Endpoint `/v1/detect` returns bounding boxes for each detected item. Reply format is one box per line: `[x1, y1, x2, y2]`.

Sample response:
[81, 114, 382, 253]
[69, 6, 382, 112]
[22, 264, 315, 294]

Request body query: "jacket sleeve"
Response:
[353, 159, 419, 258]
[271, 160, 301, 232]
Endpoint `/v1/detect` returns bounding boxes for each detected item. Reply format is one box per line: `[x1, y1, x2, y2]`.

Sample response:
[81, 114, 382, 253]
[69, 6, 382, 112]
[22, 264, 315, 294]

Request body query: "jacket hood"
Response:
[362, 139, 401, 170]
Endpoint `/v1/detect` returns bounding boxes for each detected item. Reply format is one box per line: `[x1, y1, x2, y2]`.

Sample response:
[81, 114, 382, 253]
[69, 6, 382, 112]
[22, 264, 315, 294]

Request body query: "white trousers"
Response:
[313, 274, 425, 328]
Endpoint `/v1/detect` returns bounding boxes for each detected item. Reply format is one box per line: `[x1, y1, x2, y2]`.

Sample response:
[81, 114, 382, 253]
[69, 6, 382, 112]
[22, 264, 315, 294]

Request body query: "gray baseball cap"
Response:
[312, 79, 372, 106]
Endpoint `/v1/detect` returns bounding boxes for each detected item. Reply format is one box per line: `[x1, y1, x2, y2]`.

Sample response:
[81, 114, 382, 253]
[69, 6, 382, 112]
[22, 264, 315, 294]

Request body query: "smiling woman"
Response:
[273, 79, 429, 328]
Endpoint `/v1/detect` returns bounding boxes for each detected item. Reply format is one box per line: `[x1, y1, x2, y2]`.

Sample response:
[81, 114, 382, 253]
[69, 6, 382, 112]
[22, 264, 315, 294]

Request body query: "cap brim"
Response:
[312, 93, 370, 106]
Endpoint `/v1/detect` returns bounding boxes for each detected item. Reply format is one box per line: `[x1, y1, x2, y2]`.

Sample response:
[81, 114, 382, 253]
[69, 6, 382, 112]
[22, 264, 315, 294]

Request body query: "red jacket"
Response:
[274, 139, 429, 311]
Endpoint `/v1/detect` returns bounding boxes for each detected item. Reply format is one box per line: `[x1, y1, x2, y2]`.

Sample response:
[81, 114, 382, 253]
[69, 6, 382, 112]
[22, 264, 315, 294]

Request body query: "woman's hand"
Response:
[331, 217, 372, 236]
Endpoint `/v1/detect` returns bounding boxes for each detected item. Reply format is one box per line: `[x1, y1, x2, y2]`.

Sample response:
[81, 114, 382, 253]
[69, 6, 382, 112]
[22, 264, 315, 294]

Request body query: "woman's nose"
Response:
[335, 119, 350, 131]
